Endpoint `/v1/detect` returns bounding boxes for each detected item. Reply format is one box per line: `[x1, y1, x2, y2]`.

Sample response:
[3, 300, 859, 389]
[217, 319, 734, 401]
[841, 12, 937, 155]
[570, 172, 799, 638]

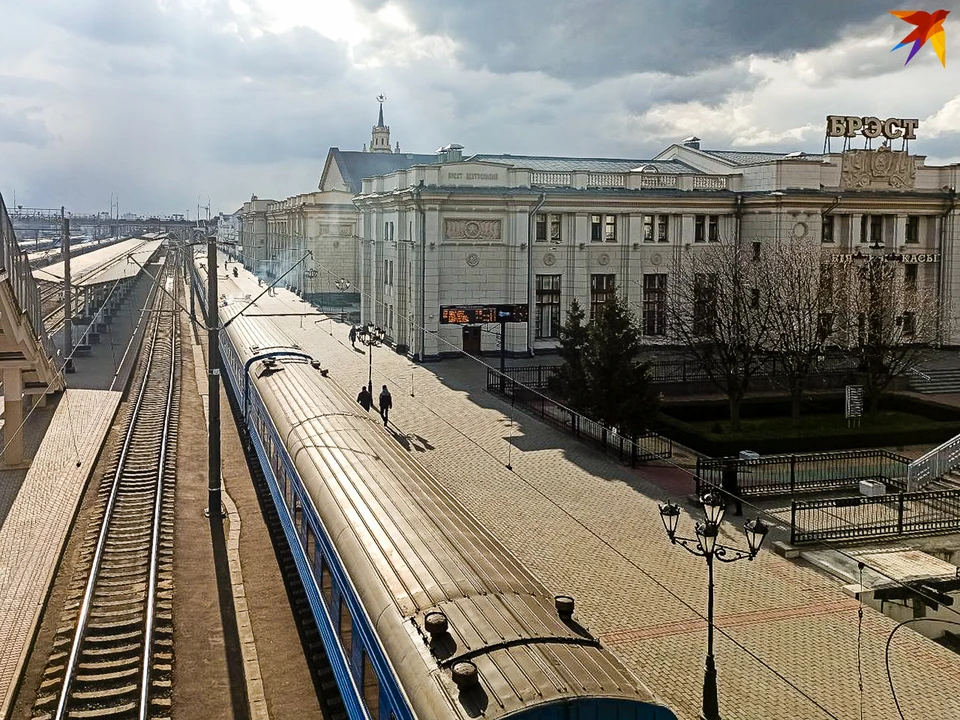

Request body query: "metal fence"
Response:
[906, 433, 960, 491]
[494, 356, 859, 390]
[791, 489, 960, 544]
[0, 193, 58, 363]
[487, 372, 672, 465]
[696, 449, 910, 498]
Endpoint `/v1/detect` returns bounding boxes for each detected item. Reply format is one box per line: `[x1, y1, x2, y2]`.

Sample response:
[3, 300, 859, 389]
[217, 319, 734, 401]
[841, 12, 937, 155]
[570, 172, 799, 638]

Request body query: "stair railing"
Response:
[907, 433, 960, 490]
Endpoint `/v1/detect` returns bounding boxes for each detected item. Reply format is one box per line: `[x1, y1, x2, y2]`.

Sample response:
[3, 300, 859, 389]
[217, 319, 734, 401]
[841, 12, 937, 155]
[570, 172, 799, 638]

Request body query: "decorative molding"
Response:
[543, 253, 556, 266]
[651, 253, 662, 266]
[339, 223, 354, 236]
[465, 253, 480, 267]
[444, 218, 502, 240]
[840, 147, 917, 190]
[793, 222, 808, 239]
[333, 240, 340, 249]
[598, 253, 610, 266]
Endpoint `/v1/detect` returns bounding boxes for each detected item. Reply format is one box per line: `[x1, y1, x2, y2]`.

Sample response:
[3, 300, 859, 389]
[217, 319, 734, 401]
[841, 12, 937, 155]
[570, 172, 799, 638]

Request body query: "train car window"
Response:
[362, 652, 380, 719]
[339, 598, 353, 658]
[306, 527, 316, 569]
[294, 497, 303, 535]
[320, 556, 333, 607]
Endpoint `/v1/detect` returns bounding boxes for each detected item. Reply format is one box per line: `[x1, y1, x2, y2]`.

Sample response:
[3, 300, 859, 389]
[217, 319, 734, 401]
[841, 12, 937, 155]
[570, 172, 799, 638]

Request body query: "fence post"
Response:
[790, 455, 796, 495]
[897, 493, 904, 535]
[538, 366, 542, 387]
[602, 427, 607, 450]
[619, 435, 624, 461]
[790, 501, 797, 545]
[631, 436, 637, 467]
[696, 457, 702, 495]
[682, 358, 687, 383]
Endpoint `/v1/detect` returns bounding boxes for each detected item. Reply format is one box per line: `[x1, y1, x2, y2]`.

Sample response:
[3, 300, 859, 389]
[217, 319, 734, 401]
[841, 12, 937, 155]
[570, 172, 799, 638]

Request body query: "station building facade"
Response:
[248, 105, 960, 360]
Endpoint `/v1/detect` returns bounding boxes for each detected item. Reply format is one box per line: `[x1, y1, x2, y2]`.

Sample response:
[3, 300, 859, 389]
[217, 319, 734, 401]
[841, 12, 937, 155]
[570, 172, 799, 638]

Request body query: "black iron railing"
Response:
[791, 488, 960, 544]
[696, 449, 910, 498]
[488, 373, 672, 465]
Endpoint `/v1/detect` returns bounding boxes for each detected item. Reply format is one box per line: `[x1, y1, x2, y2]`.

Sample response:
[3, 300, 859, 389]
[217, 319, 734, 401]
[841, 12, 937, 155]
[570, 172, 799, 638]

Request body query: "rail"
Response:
[697, 449, 910, 498]
[791, 488, 960, 544]
[0, 192, 58, 363]
[906, 432, 960, 491]
[488, 373, 672, 465]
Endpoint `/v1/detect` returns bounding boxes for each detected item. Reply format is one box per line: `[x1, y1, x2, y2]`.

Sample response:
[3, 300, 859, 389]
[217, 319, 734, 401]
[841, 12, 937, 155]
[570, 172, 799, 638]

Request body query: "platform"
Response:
[203, 257, 960, 720]
[33, 237, 163, 288]
[0, 389, 121, 718]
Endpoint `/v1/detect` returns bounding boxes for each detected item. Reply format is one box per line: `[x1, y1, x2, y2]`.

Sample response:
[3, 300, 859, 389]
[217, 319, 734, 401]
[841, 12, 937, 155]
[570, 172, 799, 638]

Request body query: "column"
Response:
[894, 214, 908, 248]
[3, 368, 24, 465]
[850, 215, 863, 246]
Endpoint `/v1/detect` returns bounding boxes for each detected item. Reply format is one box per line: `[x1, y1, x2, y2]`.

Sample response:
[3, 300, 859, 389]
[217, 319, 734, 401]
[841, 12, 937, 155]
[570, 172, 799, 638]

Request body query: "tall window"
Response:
[643, 216, 654, 243]
[642, 274, 667, 336]
[537, 214, 563, 242]
[862, 215, 883, 245]
[904, 263, 918, 288]
[339, 598, 353, 657]
[693, 273, 717, 336]
[590, 274, 616, 320]
[906, 216, 920, 244]
[535, 275, 561, 338]
[694, 216, 705, 243]
[860, 216, 869, 244]
[902, 311, 916, 336]
[822, 216, 835, 243]
[362, 652, 380, 719]
[591, 214, 617, 242]
[708, 215, 720, 242]
[657, 215, 669, 243]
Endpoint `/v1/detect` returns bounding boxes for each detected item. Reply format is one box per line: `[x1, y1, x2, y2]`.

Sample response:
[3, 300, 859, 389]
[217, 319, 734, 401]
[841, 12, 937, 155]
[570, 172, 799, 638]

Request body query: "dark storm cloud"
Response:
[355, 0, 945, 80]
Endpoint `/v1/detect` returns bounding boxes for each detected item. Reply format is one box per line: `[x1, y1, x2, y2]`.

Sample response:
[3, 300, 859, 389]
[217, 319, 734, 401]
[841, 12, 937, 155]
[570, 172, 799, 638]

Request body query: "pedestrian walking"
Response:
[357, 385, 372, 411]
[349, 325, 357, 348]
[379, 385, 393, 426]
[721, 458, 743, 516]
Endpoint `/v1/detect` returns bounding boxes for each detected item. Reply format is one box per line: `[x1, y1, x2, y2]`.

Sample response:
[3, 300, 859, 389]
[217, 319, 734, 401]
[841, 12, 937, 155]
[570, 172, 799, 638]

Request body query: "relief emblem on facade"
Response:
[465, 253, 480, 267]
[444, 218, 502, 240]
[543, 253, 556, 266]
[339, 223, 354, 236]
[840, 147, 917, 190]
[598, 253, 610, 266]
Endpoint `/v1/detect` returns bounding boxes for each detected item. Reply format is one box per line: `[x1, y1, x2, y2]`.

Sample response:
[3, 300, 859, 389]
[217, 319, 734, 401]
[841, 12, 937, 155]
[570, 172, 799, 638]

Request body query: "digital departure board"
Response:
[440, 304, 529, 324]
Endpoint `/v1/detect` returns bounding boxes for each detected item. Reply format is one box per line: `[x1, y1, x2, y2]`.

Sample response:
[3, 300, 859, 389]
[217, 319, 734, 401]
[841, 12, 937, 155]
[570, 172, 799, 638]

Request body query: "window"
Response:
[860, 216, 869, 244]
[750, 287, 761, 309]
[817, 312, 834, 340]
[536, 214, 563, 242]
[320, 556, 333, 607]
[388, 305, 394, 329]
[535, 275, 561, 339]
[590, 274, 616, 321]
[868, 215, 883, 245]
[693, 274, 717, 336]
[902, 311, 916, 336]
[657, 215, 669, 243]
[708, 215, 720, 242]
[643, 216, 654, 243]
[822, 216, 835, 243]
[904, 263, 918, 288]
[339, 597, 353, 657]
[752, 241, 762, 261]
[389, 260, 394, 285]
[306, 526, 316, 568]
[906, 216, 920, 244]
[362, 652, 380, 719]
[694, 216, 705, 243]
[591, 214, 617, 242]
[294, 496, 303, 534]
[642, 274, 667, 336]
[819, 264, 834, 303]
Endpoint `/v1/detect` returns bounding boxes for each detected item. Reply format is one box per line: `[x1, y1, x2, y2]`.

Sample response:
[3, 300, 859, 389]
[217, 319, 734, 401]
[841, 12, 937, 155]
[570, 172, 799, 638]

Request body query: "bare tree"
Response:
[762, 240, 836, 421]
[831, 254, 940, 412]
[669, 241, 778, 430]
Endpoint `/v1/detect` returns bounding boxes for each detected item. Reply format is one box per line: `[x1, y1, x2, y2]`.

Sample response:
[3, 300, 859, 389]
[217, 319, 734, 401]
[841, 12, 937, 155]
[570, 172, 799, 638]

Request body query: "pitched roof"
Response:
[469, 153, 696, 174]
[699, 149, 823, 165]
[331, 149, 439, 193]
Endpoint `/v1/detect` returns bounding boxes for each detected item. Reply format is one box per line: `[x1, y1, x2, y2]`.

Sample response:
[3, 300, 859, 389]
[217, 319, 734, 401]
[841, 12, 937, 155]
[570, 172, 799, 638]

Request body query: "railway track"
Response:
[32, 257, 181, 720]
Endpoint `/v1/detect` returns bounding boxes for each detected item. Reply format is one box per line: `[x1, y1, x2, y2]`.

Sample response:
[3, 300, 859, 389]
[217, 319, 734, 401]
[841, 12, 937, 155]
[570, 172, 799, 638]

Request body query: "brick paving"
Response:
[0, 389, 121, 718]
[216, 263, 960, 720]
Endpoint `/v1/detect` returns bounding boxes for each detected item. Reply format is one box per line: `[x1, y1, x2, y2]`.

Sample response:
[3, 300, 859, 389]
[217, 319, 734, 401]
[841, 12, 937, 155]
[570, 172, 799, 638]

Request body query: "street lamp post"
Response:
[358, 323, 386, 395]
[658, 492, 769, 720]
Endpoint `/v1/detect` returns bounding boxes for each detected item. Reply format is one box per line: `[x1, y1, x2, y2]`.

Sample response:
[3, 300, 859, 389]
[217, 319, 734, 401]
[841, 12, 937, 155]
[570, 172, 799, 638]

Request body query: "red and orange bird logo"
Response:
[890, 9, 949, 66]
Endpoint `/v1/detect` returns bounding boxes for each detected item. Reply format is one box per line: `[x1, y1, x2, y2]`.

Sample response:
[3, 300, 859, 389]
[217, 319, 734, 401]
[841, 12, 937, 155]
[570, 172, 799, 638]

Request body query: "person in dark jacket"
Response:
[349, 325, 357, 348]
[379, 385, 393, 426]
[357, 385, 372, 411]
[721, 458, 743, 516]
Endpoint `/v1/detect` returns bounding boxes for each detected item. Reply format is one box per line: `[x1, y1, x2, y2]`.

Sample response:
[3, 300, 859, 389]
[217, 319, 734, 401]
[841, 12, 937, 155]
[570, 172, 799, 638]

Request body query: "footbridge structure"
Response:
[0, 194, 63, 465]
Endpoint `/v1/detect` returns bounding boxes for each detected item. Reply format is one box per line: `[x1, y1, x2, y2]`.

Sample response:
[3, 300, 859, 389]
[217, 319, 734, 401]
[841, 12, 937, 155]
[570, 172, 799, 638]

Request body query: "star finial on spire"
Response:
[376, 94, 386, 126]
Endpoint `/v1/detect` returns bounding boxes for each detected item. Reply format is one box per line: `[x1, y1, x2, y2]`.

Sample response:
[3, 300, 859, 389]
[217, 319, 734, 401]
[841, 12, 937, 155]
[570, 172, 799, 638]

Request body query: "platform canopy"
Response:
[33, 238, 163, 288]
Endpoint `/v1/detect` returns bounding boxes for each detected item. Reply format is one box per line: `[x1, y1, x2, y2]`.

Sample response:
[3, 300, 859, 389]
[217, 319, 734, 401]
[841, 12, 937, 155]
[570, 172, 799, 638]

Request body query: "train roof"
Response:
[251, 358, 669, 719]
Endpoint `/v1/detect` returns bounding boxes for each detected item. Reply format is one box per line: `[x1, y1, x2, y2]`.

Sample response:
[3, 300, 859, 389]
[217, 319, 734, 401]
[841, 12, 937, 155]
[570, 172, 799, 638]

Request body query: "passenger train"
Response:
[196, 265, 678, 720]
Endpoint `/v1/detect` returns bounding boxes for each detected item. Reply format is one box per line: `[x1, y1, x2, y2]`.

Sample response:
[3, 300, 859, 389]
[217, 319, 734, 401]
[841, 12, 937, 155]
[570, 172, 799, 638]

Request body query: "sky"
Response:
[2, 0, 959, 216]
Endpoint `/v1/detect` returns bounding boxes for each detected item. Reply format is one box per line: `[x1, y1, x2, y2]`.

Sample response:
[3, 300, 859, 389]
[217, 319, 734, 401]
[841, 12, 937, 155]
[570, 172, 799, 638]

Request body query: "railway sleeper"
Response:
[77, 656, 141, 672]
[78, 643, 140, 656]
[73, 666, 139, 684]
[71, 682, 138, 700]
[85, 618, 145, 634]
[79, 628, 142, 644]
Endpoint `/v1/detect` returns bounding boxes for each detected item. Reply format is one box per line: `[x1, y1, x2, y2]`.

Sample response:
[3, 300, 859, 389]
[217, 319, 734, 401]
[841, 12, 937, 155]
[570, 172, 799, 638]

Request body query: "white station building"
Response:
[239, 104, 960, 360]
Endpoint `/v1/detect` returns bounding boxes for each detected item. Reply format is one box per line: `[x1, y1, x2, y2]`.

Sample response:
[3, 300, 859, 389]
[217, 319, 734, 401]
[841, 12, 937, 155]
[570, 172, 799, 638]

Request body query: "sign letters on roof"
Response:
[826, 115, 919, 140]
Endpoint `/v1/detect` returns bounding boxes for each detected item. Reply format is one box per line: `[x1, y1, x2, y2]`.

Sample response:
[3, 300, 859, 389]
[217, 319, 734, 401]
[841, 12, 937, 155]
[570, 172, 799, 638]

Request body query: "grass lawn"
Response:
[687, 410, 960, 441]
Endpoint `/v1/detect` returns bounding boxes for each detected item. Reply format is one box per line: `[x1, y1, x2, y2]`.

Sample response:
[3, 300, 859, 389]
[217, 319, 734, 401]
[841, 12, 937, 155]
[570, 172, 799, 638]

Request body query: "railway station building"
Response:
[248, 106, 960, 361]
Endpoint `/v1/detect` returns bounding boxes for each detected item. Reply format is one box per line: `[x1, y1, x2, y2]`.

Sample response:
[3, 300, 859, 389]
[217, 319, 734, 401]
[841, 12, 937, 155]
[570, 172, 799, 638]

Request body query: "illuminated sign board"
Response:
[826, 115, 919, 140]
[440, 304, 529, 324]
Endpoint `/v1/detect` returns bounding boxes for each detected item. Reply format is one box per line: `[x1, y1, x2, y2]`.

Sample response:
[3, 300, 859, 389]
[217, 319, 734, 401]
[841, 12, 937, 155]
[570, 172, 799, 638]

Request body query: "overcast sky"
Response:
[2, 0, 959, 216]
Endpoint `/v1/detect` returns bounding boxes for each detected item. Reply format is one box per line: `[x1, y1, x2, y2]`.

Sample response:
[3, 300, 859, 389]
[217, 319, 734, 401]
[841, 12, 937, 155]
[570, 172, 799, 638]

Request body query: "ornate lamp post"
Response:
[359, 323, 386, 395]
[658, 493, 769, 720]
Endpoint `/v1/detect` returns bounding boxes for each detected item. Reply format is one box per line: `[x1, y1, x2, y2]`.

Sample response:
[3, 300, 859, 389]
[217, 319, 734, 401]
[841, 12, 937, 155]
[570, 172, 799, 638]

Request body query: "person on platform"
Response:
[357, 385, 372, 411]
[349, 325, 357, 348]
[379, 385, 393, 426]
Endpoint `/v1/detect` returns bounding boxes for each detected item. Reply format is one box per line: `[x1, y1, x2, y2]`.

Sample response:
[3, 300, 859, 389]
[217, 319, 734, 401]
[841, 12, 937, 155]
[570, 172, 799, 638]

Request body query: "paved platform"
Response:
[211, 260, 960, 720]
[0, 389, 121, 718]
[33, 238, 162, 287]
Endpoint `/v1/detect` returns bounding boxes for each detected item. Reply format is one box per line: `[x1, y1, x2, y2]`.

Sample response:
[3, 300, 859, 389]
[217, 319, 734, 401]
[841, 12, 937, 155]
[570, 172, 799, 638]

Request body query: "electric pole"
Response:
[206, 234, 222, 518]
[62, 207, 73, 373]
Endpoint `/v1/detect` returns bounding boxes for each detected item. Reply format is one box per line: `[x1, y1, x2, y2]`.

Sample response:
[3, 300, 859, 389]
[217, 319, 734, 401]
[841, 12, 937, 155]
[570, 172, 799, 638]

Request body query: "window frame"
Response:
[694, 215, 705, 243]
[642, 273, 667, 336]
[535, 274, 562, 339]
[590, 274, 617, 321]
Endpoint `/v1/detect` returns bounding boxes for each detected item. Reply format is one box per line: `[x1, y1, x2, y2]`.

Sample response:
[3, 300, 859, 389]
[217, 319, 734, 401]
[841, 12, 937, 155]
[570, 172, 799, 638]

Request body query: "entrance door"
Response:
[462, 326, 481, 355]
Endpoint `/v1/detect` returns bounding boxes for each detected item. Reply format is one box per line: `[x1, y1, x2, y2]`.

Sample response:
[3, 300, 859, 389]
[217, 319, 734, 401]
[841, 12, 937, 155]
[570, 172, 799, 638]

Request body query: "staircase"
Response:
[925, 471, 960, 492]
[909, 368, 960, 394]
